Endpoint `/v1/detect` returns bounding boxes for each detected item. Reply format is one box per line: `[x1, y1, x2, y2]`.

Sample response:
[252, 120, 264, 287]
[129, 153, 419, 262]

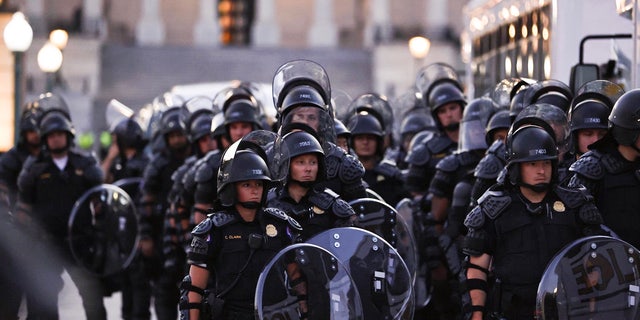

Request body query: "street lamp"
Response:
[37, 42, 63, 92]
[408, 36, 431, 76]
[3, 11, 33, 146]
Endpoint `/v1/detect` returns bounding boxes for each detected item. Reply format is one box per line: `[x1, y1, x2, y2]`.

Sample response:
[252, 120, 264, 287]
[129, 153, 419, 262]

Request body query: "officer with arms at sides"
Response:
[273, 59, 367, 202]
[16, 93, 107, 319]
[266, 127, 355, 242]
[568, 88, 640, 250]
[463, 125, 606, 319]
[180, 133, 302, 320]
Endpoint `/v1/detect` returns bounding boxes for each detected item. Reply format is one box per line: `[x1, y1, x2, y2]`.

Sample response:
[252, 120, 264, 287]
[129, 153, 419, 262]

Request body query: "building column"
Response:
[363, 0, 392, 47]
[307, 0, 338, 47]
[82, 0, 105, 37]
[251, 0, 280, 46]
[24, 0, 46, 34]
[193, 0, 219, 46]
[135, 0, 165, 46]
[425, 0, 447, 39]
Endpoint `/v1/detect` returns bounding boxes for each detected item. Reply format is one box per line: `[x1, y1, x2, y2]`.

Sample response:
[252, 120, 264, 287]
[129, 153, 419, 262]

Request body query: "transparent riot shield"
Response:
[68, 184, 139, 276]
[308, 227, 413, 320]
[395, 199, 418, 282]
[105, 98, 135, 131]
[536, 236, 640, 319]
[255, 243, 364, 320]
[112, 177, 143, 203]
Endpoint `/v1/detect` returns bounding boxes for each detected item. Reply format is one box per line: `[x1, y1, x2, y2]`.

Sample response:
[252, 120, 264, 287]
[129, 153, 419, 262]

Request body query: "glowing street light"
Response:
[3, 11, 34, 146]
[37, 42, 64, 92]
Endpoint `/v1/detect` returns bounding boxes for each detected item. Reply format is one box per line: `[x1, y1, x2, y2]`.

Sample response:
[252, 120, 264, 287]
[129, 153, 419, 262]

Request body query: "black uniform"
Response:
[0, 145, 34, 319]
[108, 151, 151, 320]
[193, 150, 223, 210]
[405, 133, 457, 195]
[18, 150, 105, 319]
[462, 183, 604, 318]
[140, 150, 187, 320]
[362, 159, 409, 207]
[266, 187, 355, 242]
[567, 137, 640, 248]
[471, 140, 507, 206]
[187, 208, 299, 319]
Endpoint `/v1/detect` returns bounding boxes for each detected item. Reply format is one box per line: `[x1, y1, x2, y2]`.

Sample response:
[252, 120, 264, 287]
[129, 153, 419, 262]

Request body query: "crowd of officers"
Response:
[0, 58, 639, 320]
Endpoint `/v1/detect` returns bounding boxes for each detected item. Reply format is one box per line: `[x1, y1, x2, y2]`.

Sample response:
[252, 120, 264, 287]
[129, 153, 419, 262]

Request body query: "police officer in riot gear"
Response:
[463, 125, 604, 319]
[101, 117, 148, 183]
[568, 88, 640, 250]
[421, 97, 497, 320]
[100, 116, 152, 320]
[192, 85, 262, 225]
[139, 105, 191, 320]
[16, 95, 107, 319]
[470, 109, 511, 206]
[267, 128, 355, 242]
[181, 134, 301, 320]
[164, 104, 218, 299]
[405, 63, 465, 196]
[567, 80, 623, 160]
[345, 93, 409, 207]
[273, 59, 367, 202]
[0, 102, 41, 319]
[334, 119, 352, 154]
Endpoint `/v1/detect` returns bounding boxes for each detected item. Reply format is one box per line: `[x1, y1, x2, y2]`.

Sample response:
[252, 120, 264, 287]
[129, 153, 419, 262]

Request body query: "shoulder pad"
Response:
[554, 185, 591, 209]
[332, 198, 355, 218]
[191, 218, 214, 236]
[427, 135, 455, 154]
[0, 148, 23, 174]
[309, 188, 339, 210]
[264, 207, 303, 231]
[474, 154, 506, 179]
[338, 154, 365, 184]
[568, 151, 604, 180]
[478, 187, 511, 220]
[435, 154, 459, 172]
[194, 161, 216, 183]
[405, 142, 431, 166]
[374, 160, 402, 178]
[463, 205, 485, 229]
[172, 163, 190, 183]
[487, 140, 506, 155]
[601, 152, 629, 174]
[209, 211, 237, 227]
[458, 151, 482, 167]
[69, 153, 103, 183]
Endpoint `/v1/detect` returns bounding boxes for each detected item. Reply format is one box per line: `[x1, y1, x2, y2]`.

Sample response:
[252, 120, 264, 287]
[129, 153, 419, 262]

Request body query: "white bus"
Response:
[461, 0, 638, 97]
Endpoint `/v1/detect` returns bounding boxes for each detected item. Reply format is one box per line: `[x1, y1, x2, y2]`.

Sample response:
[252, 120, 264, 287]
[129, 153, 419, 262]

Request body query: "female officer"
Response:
[180, 133, 302, 320]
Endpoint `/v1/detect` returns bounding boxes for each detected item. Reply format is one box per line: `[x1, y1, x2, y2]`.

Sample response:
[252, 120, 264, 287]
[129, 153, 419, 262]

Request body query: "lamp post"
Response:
[408, 36, 431, 77]
[49, 29, 68, 89]
[3, 12, 33, 145]
[37, 41, 63, 92]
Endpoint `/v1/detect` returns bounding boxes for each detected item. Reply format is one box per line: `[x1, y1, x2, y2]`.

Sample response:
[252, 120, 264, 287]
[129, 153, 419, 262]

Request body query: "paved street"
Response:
[18, 271, 158, 320]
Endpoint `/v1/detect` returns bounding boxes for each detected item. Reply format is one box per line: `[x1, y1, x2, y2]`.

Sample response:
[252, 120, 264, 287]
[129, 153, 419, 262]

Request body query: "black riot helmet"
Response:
[159, 106, 189, 138]
[400, 110, 437, 137]
[210, 113, 227, 146]
[347, 110, 386, 157]
[485, 109, 511, 146]
[32, 92, 71, 118]
[111, 117, 146, 151]
[334, 119, 350, 139]
[506, 125, 558, 188]
[524, 79, 573, 114]
[39, 110, 76, 151]
[514, 103, 570, 155]
[187, 109, 215, 143]
[427, 82, 467, 118]
[608, 88, 640, 147]
[458, 97, 498, 152]
[283, 130, 326, 183]
[509, 85, 536, 121]
[415, 62, 463, 101]
[223, 98, 262, 128]
[569, 101, 610, 133]
[345, 93, 394, 142]
[272, 59, 331, 114]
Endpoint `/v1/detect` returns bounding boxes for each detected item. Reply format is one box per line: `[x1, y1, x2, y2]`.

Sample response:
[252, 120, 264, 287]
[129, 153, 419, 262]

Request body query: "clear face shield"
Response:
[459, 118, 489, 152]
